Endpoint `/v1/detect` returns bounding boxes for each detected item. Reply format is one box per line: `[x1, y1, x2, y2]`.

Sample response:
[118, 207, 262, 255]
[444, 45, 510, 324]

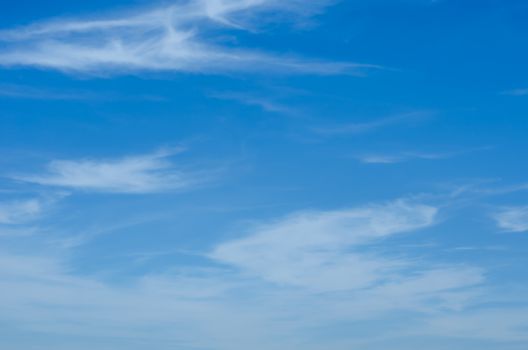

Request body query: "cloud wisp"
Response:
[0, 0, 377, 76]
[353, 147, 492, 164]
[210, 91, 296, 115]
[211, 200, 478, 294]
[355, 151, 451, 164]
[311, 111, 433, 137]
[11, 149, 207, 194]
[493, 206, 528, 233]
[0, 199, 43, 224]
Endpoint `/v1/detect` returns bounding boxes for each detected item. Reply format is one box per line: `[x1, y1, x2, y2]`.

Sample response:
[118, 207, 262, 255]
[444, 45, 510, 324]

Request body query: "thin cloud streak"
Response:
[11, 148, 209, 194]
[210, 91, 296, 114]
[0, 0, 379, 76]
[353, 147, 492, 164]
[356, 152, 450, 164]
[501, 88, 528, 96]
[311, 111, 433, 136]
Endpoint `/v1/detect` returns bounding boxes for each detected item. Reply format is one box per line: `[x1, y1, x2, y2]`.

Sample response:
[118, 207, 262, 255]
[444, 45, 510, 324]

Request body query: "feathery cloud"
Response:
[0, 199, 43, 224]
[0, 0, 377, 76]
[12, 149, 206, 194]
[0, 198, 511, 349]
[211, 200, 440, 291]
[210, 91, 295, 114]
[355, 152, 450, 164]
[353, 147, 491, 164]
[493, 206, 528, 233]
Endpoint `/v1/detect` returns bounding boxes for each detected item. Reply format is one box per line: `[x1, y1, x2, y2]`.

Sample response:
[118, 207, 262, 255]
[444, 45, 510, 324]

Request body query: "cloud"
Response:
[353, 147, 491, 164]
[493, 206, 528, 232]
[0, 199, 43, 224]
[211, 91, 295, 114]
[12, 148, 207, 194]
[355, 152, 449, 164]
[501, 88, 528, 96]
[311, 111, 432, 136]
[0, 0, 378, 76]
[1, 197, 522, 349]
[211, 200, 440, 291]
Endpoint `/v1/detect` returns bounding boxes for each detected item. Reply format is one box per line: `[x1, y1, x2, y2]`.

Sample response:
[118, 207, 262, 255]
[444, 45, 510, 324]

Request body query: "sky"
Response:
[0, 0, 528, 349]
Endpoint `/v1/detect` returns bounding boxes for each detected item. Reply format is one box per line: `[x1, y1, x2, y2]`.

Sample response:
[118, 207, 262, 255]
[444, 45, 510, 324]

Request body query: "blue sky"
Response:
[0, 0, 528, 349]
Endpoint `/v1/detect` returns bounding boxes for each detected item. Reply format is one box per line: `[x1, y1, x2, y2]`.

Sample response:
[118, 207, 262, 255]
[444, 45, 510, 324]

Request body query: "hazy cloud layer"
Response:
[0, 198, 506, 350]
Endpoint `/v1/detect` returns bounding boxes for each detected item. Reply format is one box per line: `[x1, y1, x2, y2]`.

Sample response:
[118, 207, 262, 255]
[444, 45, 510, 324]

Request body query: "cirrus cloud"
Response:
[0, 0, 379, 76]
[11, 149, 209, 194]
[493, 206, 528, 233]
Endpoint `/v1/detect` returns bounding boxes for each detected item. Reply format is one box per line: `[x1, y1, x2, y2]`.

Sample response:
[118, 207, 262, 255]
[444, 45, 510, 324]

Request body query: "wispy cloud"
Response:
[210, 91, 295, 114]
[0, 199, 43, 224]
[353, 147, 491, 164]
[355, 152, 450, 164]
[11, 148, 208, 194]
[311, 111, 433, 136]
[212, 200, 443, 291]
[3, 195, 526, 349]
[493, 206, 528, 233]
[501, 88, 528, 96]
[0, 0, 378, 76]
[444, 180, 528, 200]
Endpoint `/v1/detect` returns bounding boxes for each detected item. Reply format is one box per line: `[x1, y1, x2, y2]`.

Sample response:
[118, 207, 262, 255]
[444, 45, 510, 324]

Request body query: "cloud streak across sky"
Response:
[12, 149, 204, 194]
[311, 111, 433, 136]
[353, 147, 492, 164]
[0, 0, 378, 76]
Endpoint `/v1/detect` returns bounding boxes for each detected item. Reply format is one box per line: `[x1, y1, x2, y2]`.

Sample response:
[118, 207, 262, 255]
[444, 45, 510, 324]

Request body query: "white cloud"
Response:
[355, 151, 456, 164]
[12, 149, 206, 194]
[311, 111, 432, 136]
[211, 91, 295, 114]
[0, 199, 42, 224]
[494, 206, 528, 233]
[0, 0, 377, 76]
[211, 200, 439, 290]
[352, 146, 492, 164]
